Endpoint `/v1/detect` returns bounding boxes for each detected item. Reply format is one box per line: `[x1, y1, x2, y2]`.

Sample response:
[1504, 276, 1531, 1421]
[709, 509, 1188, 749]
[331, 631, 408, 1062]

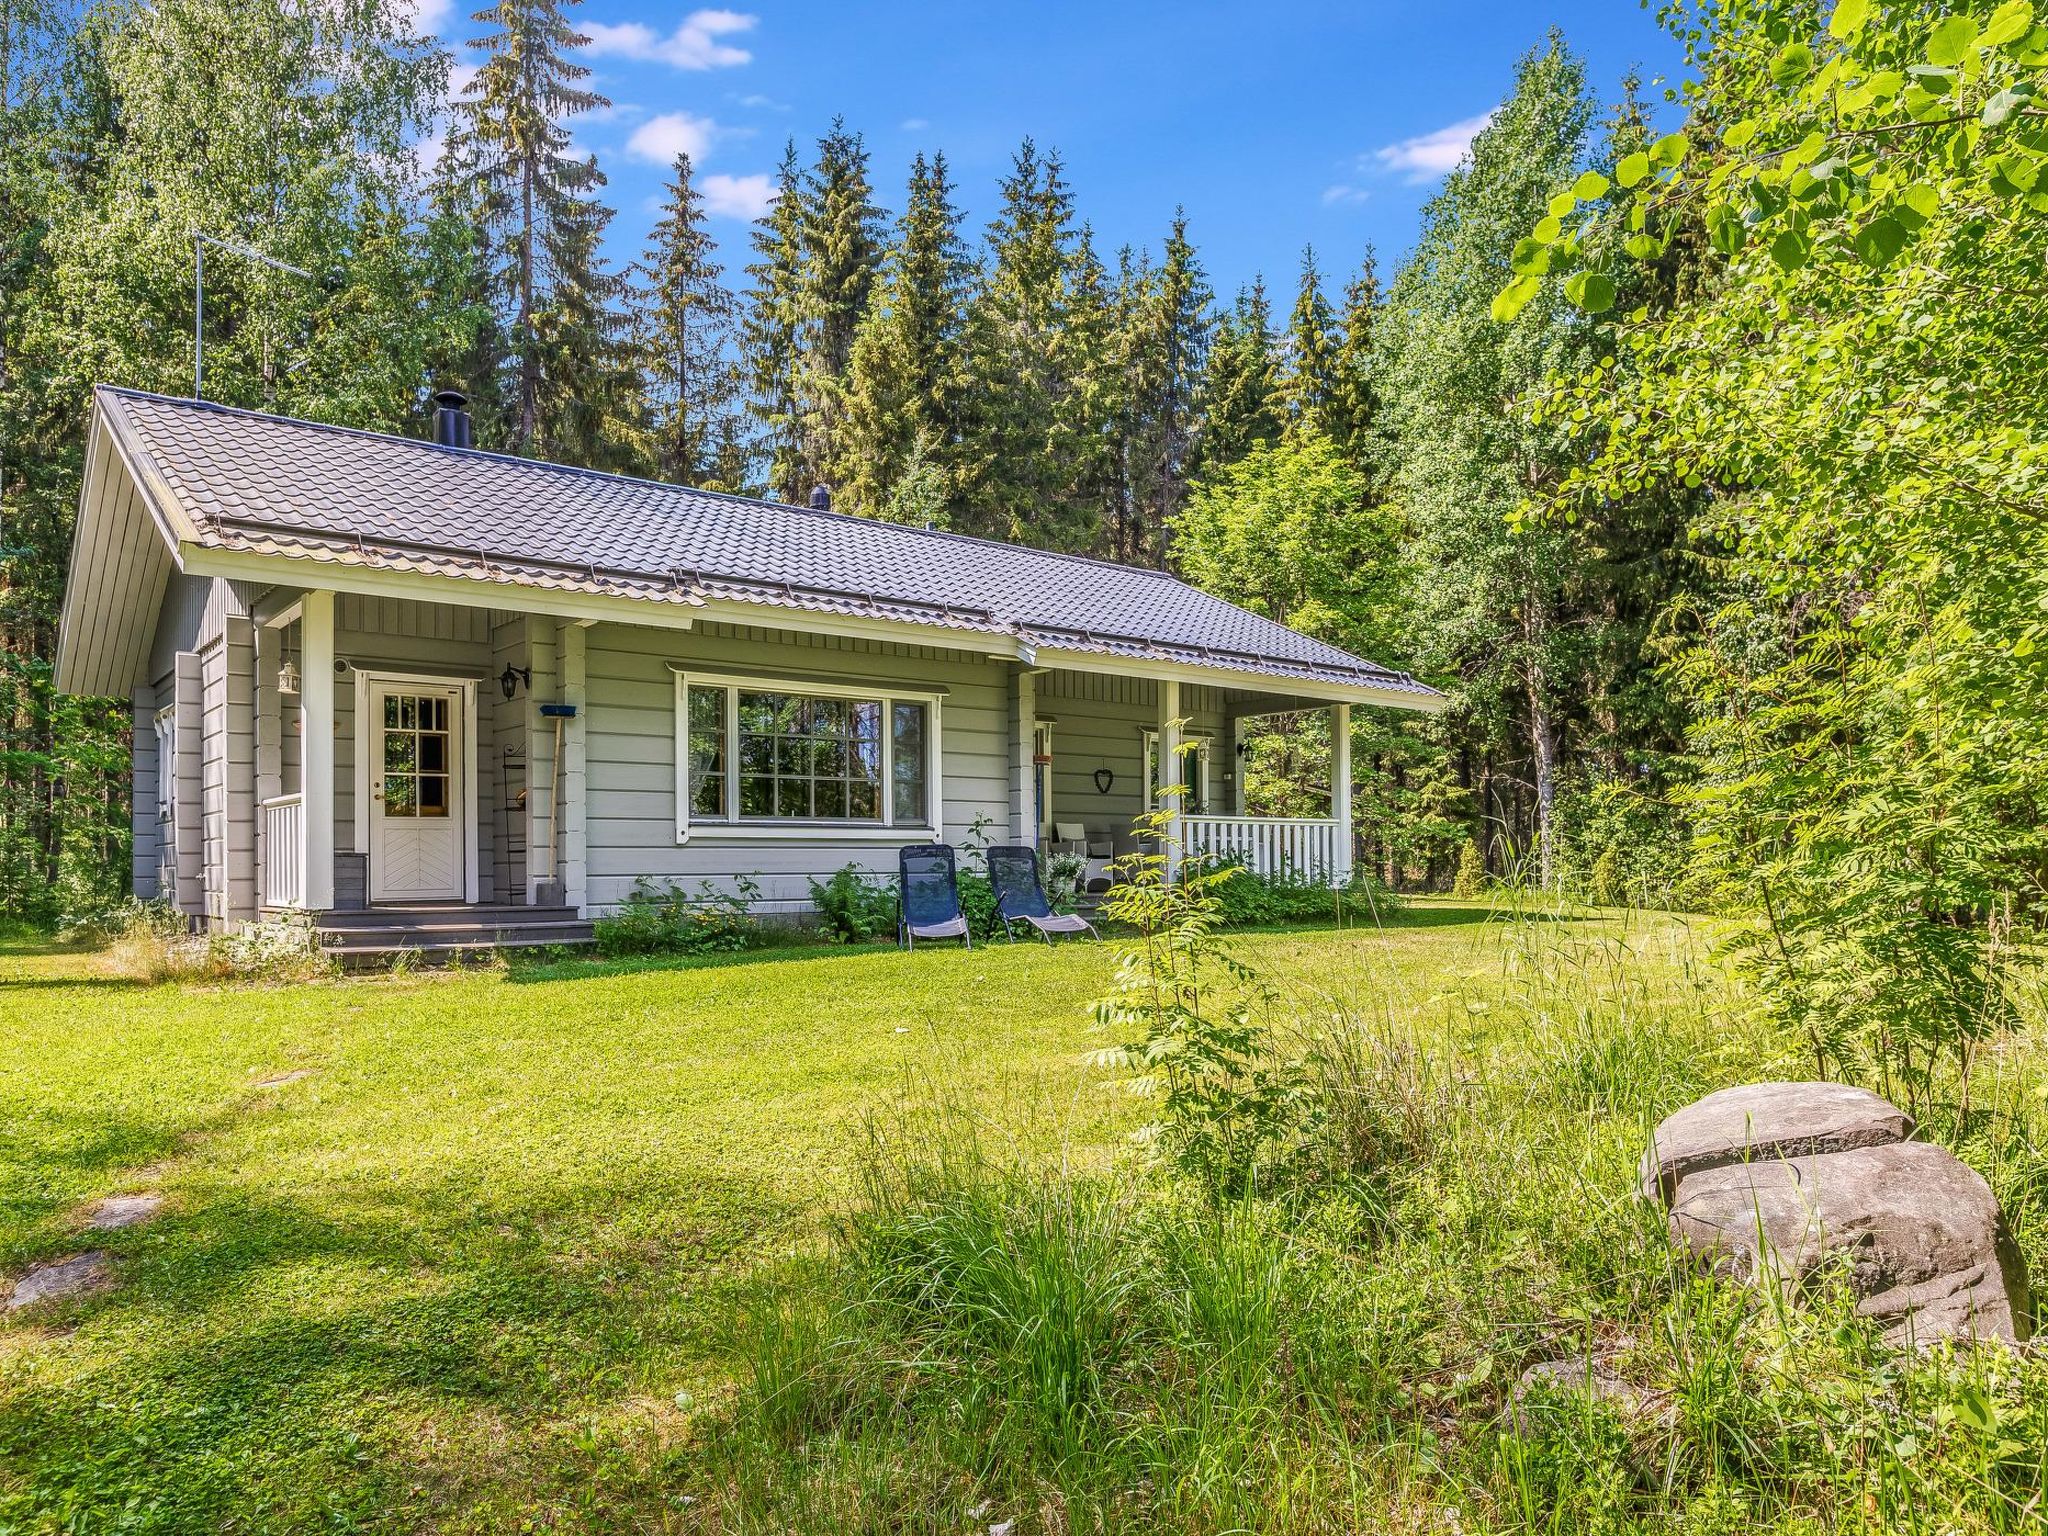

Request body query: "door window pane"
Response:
[380, 691, 453, 821]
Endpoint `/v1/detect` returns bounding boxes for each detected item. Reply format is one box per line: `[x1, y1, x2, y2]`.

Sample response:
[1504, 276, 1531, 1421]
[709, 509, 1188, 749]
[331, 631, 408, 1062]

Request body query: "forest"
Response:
[6, 0, 2047, 1083]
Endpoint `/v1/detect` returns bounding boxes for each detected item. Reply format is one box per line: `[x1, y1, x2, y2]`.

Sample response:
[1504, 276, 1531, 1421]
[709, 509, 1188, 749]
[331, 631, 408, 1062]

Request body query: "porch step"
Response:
[315, 905, 595, 963]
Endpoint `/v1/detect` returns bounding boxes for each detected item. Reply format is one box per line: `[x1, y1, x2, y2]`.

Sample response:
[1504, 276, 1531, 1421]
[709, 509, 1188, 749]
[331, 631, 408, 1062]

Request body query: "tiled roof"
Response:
[98, 387, 1438, 701]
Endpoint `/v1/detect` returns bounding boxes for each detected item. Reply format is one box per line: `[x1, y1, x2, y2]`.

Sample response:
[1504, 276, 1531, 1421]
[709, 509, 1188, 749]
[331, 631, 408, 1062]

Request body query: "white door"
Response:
[369, 683, 466, 902]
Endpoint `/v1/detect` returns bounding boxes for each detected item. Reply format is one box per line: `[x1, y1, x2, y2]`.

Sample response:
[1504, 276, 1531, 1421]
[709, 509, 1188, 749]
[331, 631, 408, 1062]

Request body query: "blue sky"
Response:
[424, 0, 1683, 298]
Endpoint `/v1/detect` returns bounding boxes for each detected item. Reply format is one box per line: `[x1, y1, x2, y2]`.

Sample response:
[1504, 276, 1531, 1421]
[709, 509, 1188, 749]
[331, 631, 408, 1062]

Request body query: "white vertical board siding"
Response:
[331, 595, 495, 873]
[222, 614, 259, 921]
[582, 619, 1012, 912]
[130, 690, 160, 901]
[199, 639, 227, 921]
[172, 653, 204, 913]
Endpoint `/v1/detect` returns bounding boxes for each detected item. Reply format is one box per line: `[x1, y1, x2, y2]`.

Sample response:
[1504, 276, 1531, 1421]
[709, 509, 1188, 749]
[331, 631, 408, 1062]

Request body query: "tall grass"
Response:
[688, 910, 2048, 1533]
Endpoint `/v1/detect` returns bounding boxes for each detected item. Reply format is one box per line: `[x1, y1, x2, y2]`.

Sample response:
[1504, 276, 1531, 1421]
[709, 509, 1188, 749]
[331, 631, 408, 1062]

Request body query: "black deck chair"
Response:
[987, 844, 1099, 943]
[898, 843, 971, 949]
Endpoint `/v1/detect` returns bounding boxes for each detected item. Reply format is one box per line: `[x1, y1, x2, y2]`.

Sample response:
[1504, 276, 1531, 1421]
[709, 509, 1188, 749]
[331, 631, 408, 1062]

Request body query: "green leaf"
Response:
[1723, 120, 1760, 150]
[1534, 214, 1563, 243]
[1770, 229, 1811, 271]
[1624, 232, 1659, 259]
[1548, 190, 1578, 219]
[1984, 0, 2034, 48]
[1510, 237, 1552, 276]
[1854, 213, 1908, 266]
[1983, 84, 2032, 126]
[1829, 0, 1870, 37]
[1572, 170, 1611, 201]
[1707, 203, 1746, 254]
[1615, 151, 1650, 187]
[1650, 132, 1691, 169]
[1927, 14, 1980, 66]
[1564, 271, 1617, 313]
[1490, 275, 1541, 323]
[1895, 183, 1942, 227]
[1771, 42, 1816, 85]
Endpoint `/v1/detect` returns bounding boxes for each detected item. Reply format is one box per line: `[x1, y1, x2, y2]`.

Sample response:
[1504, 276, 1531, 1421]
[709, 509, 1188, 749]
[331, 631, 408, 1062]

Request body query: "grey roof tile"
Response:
[99, 387, 1437, 700]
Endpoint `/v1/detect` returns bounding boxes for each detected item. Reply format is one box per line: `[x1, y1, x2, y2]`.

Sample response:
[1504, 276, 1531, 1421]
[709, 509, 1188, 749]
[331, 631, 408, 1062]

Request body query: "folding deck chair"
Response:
[898, 843, 971, 949]
[987, 844, 1098, 943]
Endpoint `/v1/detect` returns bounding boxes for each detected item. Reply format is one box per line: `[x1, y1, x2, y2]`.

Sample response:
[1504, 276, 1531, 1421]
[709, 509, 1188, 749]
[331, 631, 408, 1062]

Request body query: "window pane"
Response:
[739, 774, 774, 817]
[385, 733, 416, 773]
[815, 779, 847, 819]
[383, 696, 399, 729]
[419, 733, 447, 773]
[419, 775, 449, 815]
[384, 775, 415, 816]
[892, 703, 927, 824]
[686, 686, 726, 821]
[776, 777, 809, 818]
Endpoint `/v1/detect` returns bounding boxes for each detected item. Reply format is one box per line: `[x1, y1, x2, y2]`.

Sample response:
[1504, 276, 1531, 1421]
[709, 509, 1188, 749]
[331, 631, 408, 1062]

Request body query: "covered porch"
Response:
[1020, 665, 1357, 889]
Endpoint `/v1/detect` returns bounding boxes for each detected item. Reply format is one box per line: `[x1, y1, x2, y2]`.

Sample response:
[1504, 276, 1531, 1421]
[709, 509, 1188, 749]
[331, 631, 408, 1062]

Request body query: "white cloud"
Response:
[1370, 110, 1495, 183]
[1321, 184, 1370, 207]
[584, 9, 757, 70]
[626, 110, 720, 167]
[400, 0, 456, 37]
[448, 61, 480, 100]
[900, 117, 929, 132]
[737, 92, 789, 111]
[701, 172, 776, 219]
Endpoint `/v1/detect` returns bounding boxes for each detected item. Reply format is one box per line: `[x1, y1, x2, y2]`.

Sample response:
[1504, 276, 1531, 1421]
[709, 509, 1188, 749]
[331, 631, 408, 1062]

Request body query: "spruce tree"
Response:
[1193, 277, 1282, 478]
[797, 118, 885, 499]
[452, 0, 636, 465]
[638, 151, 740, 486]
[742, 140, 810, 503]
[958, 139, 1091, 546]
[1126, 209, 1210, 564]
[1279, 247, 1339, 435]
[839, 152, 970, 520]
[1327, 248, 1383, 471]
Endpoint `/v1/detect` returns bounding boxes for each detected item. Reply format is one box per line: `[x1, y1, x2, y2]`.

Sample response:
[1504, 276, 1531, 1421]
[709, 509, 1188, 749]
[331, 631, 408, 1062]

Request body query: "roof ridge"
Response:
[94, 385, 1193, 584]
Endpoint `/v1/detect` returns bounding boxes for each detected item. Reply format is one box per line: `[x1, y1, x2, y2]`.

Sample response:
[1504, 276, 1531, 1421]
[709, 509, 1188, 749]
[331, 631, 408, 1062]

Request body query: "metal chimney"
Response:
[431, 388, 473, 449]
[808, 483, 832, 511]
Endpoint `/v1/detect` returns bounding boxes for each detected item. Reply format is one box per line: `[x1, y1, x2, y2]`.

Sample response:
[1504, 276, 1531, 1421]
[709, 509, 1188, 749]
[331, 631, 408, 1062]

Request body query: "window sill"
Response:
[679, 822, 938, 844]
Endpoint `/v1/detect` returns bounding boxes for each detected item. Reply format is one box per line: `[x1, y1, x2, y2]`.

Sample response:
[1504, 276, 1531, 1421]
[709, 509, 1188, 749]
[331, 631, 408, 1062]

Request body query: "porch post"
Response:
[1331, 702, 1353, 888]
[300, 589, 336, 911]
[1013, 666, 1035, 845]
[561, 620, 588, 917]
[1159, 677, 1182, 882]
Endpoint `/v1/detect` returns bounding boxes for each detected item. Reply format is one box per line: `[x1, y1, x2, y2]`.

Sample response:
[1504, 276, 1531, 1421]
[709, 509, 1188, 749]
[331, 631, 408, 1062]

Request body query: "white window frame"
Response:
[673, 669, 945, 843]
[1145, 728, 1213, 816]
[154, 705, 177, 822]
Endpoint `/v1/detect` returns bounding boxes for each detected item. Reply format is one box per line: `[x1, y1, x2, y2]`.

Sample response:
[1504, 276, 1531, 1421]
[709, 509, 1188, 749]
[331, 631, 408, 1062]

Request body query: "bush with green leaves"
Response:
[1203, 859, 1402, 928]
[594, 875, 765, 957]
[1452, 837, 1488, 897]
[806, 864, 898, 944]
[1092, 815, 1317, 1201]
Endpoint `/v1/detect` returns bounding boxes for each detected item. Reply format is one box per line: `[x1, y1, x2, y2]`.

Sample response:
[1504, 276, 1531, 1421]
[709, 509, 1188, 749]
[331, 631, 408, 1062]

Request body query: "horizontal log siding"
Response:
[583, 620, 1013, 912]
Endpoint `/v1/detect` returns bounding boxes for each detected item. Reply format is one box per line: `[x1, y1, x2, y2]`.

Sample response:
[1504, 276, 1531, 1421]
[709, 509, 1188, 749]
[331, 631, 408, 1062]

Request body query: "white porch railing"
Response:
[1182, 815, 1344, 885]
[261, 793, 305, 908]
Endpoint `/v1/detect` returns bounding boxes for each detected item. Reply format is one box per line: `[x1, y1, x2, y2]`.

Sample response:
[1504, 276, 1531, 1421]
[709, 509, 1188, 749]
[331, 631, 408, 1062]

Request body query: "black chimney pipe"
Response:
[431, 388, 473, 449]
[808, 483, 832, 511]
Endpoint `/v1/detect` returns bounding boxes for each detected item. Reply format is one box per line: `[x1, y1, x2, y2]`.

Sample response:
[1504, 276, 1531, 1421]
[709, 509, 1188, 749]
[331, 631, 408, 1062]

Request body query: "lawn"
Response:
[2, 904, 2042, 1533]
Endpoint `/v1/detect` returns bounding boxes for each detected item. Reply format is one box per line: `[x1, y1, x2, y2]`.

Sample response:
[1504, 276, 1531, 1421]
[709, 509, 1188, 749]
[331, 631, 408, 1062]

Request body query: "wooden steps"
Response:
[316, 904, 595, 964]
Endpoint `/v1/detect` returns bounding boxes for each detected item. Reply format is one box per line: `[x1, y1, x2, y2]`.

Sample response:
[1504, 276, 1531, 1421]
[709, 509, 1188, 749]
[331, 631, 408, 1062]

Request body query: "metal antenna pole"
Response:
[191, 232, 316, 400]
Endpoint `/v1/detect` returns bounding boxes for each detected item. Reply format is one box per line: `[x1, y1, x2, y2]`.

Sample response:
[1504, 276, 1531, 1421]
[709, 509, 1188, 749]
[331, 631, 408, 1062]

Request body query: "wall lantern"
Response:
[277, 659, 300, 696]
[499, 663, 531, 701]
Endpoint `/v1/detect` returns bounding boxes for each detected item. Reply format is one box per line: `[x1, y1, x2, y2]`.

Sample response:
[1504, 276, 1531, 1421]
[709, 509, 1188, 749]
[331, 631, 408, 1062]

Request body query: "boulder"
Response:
[5, 1251, 114, 1311]
[84, 1193, 162, 1230]
[1508, 1356, 1669, 1437]
[1640, 1081, 1913, 1202]
[1669, 1140, 2030, 1347]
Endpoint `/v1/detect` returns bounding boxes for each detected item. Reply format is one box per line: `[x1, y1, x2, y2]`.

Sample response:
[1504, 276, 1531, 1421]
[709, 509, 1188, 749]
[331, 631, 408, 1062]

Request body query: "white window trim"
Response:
[154, 705, 176, 823]
[673, 668, 945, 844]
[1144, 727, 1213, 816]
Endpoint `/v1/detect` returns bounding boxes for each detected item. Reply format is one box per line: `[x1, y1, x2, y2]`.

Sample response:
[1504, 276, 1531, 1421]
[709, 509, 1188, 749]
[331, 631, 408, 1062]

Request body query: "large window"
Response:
[676, 671, 940, 840]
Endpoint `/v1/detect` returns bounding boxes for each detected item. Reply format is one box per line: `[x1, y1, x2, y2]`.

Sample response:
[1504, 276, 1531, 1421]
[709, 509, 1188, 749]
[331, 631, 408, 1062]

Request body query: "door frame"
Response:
[353, 669, 481, 904]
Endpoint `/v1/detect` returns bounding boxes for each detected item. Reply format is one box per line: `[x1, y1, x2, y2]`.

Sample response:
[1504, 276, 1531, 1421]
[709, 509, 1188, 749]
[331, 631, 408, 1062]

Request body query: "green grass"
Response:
[1, 904, 2042, 1532]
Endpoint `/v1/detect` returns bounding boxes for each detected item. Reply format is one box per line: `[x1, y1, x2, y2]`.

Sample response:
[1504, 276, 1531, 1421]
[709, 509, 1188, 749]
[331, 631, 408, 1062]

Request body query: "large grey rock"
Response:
[1641, 1081, 1913, 1202]
[5, 1251, 114, 1311]
[84, 1193, 162, 1230]
[1670, 1141, 2031, 1347]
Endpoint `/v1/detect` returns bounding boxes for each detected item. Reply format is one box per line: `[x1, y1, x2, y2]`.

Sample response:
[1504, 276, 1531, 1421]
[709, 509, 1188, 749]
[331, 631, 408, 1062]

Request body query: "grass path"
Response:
[1, 905, 1716, 1531]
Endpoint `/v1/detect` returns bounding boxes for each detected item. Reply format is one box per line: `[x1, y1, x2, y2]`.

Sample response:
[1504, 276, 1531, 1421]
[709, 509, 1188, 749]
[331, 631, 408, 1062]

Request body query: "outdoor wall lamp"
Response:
[499, 664, 531, 701]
